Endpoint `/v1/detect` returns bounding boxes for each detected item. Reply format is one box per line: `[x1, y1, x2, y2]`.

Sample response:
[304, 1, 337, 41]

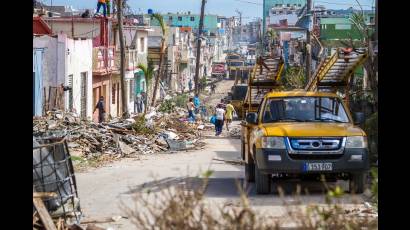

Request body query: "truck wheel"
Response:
[245, 154, 255, 182]
[349, 172, 365, 194]
[255, 162, 271, 194]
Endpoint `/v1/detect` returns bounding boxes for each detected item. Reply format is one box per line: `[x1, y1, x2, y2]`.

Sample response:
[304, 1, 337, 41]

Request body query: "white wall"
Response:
[45, 20, 101, 40]
[33, 34, 94, 120]
[65, 38, 93, 119]
[125, 71, 135, 114]
[136, 30, 149, 54]
[33, 34, 66, 90]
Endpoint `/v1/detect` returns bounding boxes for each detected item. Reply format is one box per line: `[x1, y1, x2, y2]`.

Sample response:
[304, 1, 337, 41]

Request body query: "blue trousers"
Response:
[188, 111, 195, 120]
[96, 2, 107, 16]
[215, 119, 224, 135]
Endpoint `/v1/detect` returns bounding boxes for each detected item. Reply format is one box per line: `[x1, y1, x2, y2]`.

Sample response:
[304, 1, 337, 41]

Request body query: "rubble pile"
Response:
[228, 127, 241, 138]
[33, 109, 207, 162]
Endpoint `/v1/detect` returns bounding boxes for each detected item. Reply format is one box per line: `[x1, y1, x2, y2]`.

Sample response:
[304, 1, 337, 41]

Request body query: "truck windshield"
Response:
[262, 97, 350, 123]
[229, 62, 243, 66]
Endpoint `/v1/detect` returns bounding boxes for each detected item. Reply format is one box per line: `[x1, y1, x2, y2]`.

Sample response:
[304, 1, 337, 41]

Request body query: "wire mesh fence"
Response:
[33, 136, 82, 225]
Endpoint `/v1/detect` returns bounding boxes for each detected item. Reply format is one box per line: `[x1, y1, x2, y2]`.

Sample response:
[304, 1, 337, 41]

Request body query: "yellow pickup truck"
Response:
[241, 91, 369, 194]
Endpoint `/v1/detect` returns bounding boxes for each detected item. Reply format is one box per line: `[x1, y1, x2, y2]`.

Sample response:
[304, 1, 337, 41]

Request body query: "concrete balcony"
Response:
[115, 49, 148, 71]
[93, 46, 117, 75]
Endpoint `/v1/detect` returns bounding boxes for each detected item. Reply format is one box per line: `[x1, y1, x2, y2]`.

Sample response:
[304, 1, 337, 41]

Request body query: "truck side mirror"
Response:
[246, 112, 258, 125]
[353, 112, 365, 125]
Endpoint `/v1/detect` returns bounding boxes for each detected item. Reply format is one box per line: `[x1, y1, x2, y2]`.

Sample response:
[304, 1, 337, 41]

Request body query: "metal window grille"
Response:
[68, 74, 73, 111]
[112, 84, 116, 104]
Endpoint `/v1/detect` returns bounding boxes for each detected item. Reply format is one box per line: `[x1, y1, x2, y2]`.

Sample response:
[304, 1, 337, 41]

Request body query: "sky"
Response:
[43, 0, 375, 23]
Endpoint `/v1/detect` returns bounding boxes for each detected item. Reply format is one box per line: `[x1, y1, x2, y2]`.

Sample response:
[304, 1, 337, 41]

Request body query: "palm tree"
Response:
[150, 13, 167, 106]
[348, 2, 378, 109]
[267, 28, 277, 55]
[138, 62, 154, 114]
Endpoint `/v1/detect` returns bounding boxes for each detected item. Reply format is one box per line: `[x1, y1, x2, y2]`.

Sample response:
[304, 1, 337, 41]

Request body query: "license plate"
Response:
[304, 163, 333, 171]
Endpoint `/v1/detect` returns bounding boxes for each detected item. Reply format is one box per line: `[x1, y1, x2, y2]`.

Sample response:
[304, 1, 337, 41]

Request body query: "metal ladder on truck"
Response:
[242, 55, 285, 117]
[305, 47, 368, 106]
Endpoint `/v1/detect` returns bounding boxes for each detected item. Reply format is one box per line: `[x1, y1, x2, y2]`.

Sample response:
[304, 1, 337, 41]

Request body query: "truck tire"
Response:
[349, 172, 365, 194]
[255, 162, 271, 194]
[245, 152, 255, 182]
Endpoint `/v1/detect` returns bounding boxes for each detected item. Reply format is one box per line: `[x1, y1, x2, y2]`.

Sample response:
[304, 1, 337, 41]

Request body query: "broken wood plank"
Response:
[33, 197, 58, 230]
[33, 192, 57, 199]
[80, 217, 116, 224]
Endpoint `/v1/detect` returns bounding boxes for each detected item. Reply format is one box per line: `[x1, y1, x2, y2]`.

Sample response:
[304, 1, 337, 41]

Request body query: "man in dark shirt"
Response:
[93, 96, 106, 123]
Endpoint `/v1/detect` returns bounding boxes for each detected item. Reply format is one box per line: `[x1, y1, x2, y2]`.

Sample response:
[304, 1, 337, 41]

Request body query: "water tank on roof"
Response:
[148, 9, 153, 14]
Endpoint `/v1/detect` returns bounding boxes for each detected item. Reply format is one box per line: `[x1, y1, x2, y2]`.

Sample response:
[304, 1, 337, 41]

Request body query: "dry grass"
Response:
[121, 171, 377, 229]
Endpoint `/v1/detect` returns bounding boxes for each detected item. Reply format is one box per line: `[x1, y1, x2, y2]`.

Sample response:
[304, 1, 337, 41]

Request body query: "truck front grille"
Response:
[285, 137, 346, 159]
[289, 138, 343, 151]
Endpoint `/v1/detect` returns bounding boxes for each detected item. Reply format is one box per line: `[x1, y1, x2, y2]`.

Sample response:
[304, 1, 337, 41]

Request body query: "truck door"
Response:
[241, 99, 264, 161]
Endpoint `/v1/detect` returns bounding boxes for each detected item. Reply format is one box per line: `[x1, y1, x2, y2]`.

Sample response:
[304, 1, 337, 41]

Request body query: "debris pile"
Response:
[228, 127, 241, 138]
[33, 109, 207, 163]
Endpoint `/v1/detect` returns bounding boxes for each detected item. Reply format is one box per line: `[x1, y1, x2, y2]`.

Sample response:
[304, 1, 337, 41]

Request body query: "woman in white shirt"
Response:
[215, 104, 225, 136]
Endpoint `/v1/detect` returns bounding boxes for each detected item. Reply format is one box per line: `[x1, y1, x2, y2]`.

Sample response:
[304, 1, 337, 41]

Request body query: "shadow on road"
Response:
[122, 174, 359, 205]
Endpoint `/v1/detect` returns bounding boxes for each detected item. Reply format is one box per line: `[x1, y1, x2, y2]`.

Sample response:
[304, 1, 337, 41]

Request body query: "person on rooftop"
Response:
[95, 0, 107, 17]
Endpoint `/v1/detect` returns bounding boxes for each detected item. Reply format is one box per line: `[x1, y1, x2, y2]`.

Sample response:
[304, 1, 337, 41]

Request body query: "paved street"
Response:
[76, 120, 365, 229]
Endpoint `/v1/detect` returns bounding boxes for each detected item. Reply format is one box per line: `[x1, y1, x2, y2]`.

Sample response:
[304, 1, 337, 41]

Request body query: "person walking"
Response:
[141, 91, 147, 112]
[187, 97, 196, 121]
[225, 100, 236, 131]
[188, 79, 193, 92]
[95, 0, 107, 17]
[211, 83, 216, 94]
[215, 104, 225, 136]
[193, 94, 200, 114]
[106, 0, 111, 17]
[135, 93, 143, 113]
[93, 96, 106, 123]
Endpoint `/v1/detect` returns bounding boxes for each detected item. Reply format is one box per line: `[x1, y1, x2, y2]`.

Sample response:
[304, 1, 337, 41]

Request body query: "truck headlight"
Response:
[346, 136, 368, 148]
[261, 137, 286, 149]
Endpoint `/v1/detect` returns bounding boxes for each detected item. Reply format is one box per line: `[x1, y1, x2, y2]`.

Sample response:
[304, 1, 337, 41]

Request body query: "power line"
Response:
[233, 0, 262, 6]
[314, 0, 373, 8]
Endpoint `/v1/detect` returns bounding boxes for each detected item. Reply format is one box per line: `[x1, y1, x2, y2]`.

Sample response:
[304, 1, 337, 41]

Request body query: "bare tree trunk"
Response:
[151, 39, 165, 106]
[117, 0, 129, 118]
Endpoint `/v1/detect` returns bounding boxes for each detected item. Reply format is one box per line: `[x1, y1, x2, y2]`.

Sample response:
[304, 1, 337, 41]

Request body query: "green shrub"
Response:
[174, 94, 189, 108]
[364, 112, 378, 164]
[132, 115, 155, 134]
[371, 168, 378, 209]
[158, 99, 176, 113]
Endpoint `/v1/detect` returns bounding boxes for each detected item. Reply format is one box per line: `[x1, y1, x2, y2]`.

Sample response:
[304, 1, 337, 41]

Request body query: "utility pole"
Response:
[117, 0, 129, 118]
[194, 0, 206, 95]
[375, 0, 378, 41]
[305, 0, 312, 84]
[236, 10, 242, 42]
